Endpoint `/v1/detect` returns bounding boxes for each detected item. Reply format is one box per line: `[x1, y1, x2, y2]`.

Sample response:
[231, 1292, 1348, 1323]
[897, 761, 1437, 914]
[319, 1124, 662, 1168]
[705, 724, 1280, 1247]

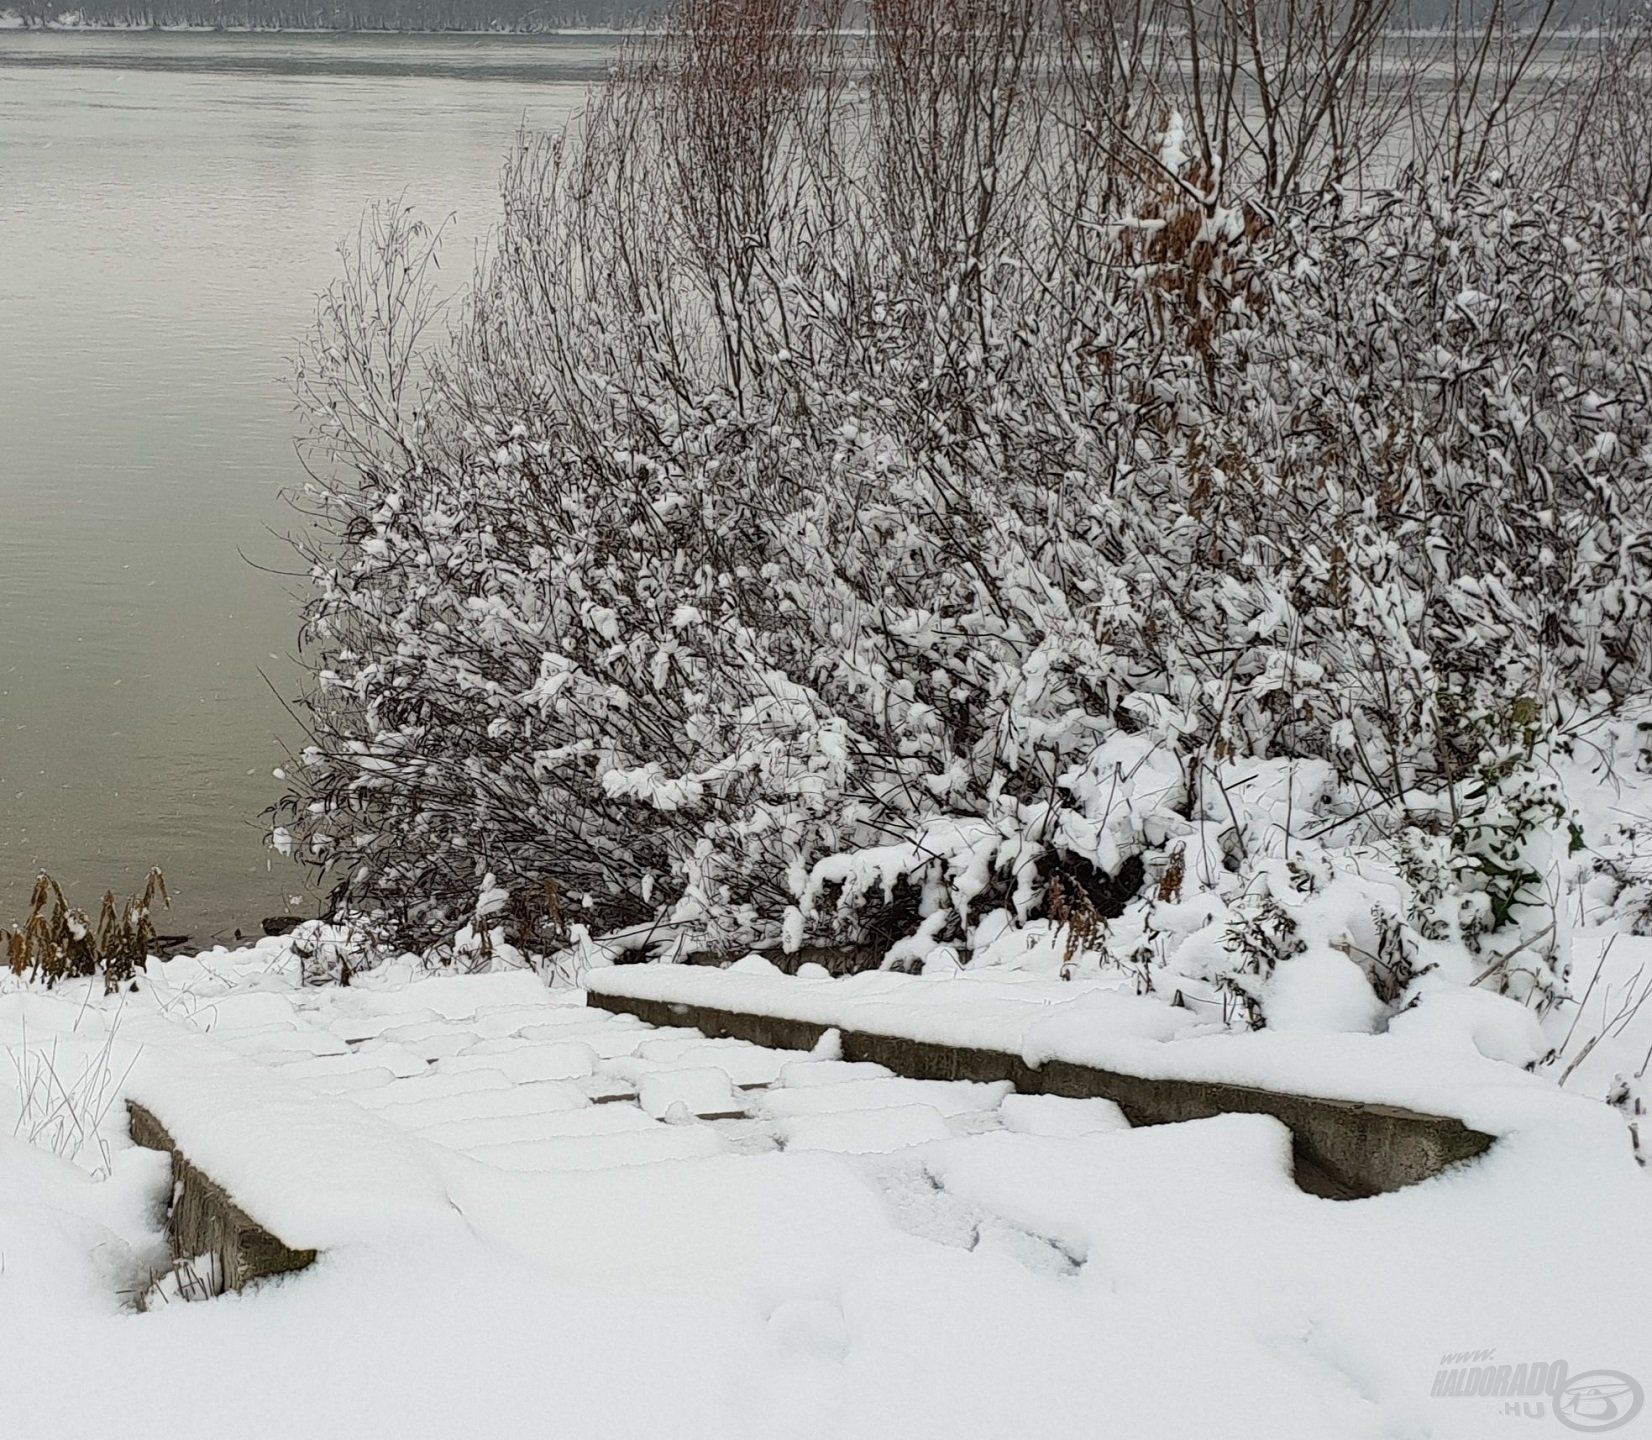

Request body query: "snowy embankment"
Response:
[2, 938, 1648, 1440]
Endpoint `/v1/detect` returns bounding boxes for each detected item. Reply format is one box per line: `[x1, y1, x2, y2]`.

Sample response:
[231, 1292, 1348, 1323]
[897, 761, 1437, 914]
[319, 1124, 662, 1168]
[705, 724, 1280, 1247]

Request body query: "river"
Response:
[0, 31, 615, 941]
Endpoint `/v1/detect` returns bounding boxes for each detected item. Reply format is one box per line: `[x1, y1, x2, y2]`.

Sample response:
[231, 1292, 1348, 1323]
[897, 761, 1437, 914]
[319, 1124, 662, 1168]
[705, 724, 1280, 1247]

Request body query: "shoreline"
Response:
[0, 18, 1617, 37]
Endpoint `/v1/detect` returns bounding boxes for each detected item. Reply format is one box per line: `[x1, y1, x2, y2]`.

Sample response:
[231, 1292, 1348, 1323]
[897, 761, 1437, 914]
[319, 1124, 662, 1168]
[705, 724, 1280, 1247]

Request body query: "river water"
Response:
[0, 32, 614, 941]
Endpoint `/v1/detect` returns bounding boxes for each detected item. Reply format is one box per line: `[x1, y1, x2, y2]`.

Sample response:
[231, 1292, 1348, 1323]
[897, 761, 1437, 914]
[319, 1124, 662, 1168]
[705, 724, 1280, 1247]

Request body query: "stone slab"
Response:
[128, 1101, 318, 1292]
[585, 986, 1494, 1199]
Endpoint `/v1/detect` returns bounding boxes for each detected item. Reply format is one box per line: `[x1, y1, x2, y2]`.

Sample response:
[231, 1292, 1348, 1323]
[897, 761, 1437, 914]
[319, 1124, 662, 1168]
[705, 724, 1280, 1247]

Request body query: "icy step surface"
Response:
[141, 972, 1040, 1195]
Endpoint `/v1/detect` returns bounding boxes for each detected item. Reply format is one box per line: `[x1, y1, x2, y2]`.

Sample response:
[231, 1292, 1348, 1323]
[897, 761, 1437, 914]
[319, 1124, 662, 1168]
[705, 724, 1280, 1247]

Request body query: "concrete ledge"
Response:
[128, 1101, 318, 1291]
[588, 988, 1494, 1199]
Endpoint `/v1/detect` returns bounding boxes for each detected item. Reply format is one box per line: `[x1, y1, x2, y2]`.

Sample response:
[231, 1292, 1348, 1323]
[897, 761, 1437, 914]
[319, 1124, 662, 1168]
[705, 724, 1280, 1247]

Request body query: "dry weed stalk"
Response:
[1050, 874, 1107, 980]
[3, 869, 170, 994]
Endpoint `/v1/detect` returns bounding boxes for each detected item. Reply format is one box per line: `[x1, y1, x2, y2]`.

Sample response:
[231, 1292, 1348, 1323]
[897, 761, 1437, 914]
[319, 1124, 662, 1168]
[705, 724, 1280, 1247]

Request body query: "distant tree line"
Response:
[6, 0, 1631, 33]
[7, 0, 653, 28]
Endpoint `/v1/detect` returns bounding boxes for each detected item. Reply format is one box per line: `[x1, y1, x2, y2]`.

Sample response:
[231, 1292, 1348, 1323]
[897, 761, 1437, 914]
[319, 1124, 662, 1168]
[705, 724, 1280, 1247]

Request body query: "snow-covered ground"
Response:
[3, 940, 1648, 1440]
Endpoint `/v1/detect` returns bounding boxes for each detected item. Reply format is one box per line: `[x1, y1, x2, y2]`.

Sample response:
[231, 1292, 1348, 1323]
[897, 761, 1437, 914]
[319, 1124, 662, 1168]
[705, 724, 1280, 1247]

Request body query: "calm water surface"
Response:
[0, 32, 613, 939]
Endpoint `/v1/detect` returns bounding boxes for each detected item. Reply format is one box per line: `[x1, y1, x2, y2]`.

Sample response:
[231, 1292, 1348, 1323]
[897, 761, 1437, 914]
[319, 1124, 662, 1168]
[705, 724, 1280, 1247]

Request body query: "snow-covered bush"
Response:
[277, 0, 1652, 1035]
[286, 918, 388, 987]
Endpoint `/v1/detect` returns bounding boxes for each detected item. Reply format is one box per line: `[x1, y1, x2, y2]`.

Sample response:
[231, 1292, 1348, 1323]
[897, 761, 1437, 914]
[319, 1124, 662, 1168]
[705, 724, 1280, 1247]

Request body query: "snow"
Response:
[436, 1039, 597, 1082]
[354, 1068, 513, 1108]
[1386, 988, 1550, 1068]
[1258, 948, 1387, 1035]
[758, 1077, 1012, 1121]
[778, 1104, 955, 1155]
[2, 946, 1648, 1440]
[638, 1065, 742, 1119]
[998, 1093, 1130, 1138]
[467, 1118, 728, 1171]
[779, 1059, 894, 1087]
